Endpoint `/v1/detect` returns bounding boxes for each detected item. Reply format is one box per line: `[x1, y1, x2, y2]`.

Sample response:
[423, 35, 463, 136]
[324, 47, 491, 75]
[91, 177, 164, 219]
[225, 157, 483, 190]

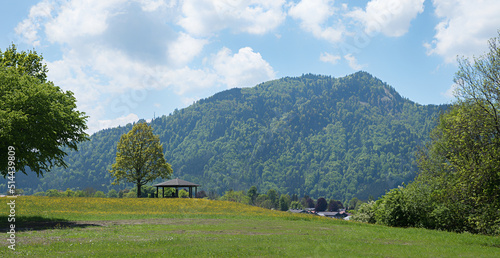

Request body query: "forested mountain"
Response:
[7, 71, 448, 202]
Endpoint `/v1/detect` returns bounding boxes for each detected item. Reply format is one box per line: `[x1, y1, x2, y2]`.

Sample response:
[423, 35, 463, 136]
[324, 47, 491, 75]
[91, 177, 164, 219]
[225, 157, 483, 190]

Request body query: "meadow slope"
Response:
[1, 197, 499, 257]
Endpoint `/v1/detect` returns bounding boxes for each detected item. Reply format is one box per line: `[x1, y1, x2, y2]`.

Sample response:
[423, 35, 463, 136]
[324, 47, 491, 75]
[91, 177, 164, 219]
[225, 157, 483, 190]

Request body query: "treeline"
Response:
[7, 71, 447, 203]
[352, 33, 500, 235]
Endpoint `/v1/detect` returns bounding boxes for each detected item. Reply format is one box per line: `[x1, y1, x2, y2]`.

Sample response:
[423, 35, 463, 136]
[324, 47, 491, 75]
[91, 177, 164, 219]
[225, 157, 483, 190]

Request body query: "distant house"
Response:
[317, 212, 338, 218]
[289, 209, 308, 214]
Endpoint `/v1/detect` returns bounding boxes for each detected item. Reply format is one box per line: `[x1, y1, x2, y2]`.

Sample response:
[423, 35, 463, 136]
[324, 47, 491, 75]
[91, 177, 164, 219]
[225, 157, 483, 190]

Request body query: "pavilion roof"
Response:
[153, 178, 200, 187]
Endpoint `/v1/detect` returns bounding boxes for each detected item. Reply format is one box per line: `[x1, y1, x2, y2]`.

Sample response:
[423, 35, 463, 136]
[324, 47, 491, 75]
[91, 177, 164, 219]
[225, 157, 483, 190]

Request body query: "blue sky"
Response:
[2, 0, 500, 134]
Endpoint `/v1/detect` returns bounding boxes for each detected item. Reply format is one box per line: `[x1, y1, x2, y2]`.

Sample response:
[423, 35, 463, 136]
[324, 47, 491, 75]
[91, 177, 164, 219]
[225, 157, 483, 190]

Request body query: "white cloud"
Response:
[178, 0, 286, 36]
[14, 0, 54, 46]
[213, 47, 276, 88]
[347, 0, 425, 37]
[97, 113, 140, 131]
[441, 83, 458, 99]
[425, 0, 500, 63]
[45, 0, 126, 44]
[288, 0, 344, 43]
[344, 54, 365, 70]
[320, 52, 341, 64]
[168, 32, 208, 67]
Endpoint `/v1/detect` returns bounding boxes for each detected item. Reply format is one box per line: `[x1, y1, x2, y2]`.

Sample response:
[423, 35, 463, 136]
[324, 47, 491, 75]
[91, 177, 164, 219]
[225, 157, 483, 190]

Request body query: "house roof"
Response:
[153, 178, 200, 187]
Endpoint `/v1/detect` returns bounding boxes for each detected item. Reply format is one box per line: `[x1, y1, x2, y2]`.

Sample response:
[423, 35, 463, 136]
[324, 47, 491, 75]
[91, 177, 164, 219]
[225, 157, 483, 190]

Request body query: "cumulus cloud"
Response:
[15, 0, 54, 46]
[97, 113, 140, 131]
[347, 0, 425, 37]
[178, 0, 286, 36]
[320, 52, 341, 64]
[168, 32, 208, 67]
[344, 54, 365, 70]
[425, 0, 500, 63]
[288, 0, 344, 43]
[213, 47, 276, 88]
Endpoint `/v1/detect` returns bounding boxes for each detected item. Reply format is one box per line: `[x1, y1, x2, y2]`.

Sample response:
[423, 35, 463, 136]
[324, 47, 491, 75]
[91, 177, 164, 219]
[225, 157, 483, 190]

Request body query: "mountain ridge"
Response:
[8, 71, 448, 202]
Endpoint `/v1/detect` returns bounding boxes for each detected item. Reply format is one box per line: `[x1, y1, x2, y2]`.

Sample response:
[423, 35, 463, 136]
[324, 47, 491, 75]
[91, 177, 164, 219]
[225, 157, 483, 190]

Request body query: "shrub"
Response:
[107, 189, 118, 198]
[46, 189, 63, 197]
[179, 189, 189, 198]
[351, 201, 376, 224]
[94, 191, 106, 198]
[290, 201, 303, 210]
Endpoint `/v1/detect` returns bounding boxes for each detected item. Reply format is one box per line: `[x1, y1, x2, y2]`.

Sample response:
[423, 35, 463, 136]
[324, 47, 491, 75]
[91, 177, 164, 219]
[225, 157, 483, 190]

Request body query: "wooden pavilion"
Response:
[153, 178, 200, 198]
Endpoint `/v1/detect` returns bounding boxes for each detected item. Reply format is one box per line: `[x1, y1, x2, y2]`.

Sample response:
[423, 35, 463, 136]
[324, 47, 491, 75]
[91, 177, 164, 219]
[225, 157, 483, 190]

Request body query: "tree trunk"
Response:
[137, 180, 142, 198]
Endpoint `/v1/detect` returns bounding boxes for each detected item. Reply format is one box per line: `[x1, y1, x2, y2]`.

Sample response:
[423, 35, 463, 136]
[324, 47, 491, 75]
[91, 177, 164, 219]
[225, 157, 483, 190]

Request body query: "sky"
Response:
[2, 0, 500, 135]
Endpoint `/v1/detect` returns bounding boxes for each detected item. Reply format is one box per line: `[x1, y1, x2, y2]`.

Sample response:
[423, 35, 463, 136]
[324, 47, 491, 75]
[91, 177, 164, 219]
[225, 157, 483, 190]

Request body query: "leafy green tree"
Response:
[0, 44, 88, 177]
[64, 188, 75, 197]
[109, 122, 173, 198]
[220, 189, 250, 204]
[107, 189, 118, 198]
[94, 191, 106, 198]
[267, 189, 278, 209]
[378, 32, 500, 234]
[290, 201, 303, 210]
[247, 186, 258, 205]
[279, 194, 291, 211]
[178, 189, 189, 198]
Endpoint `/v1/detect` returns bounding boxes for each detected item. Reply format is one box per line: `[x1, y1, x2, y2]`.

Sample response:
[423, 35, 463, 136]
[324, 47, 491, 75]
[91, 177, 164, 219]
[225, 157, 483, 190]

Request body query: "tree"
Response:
[279, 194, 291, 211]
[315, 197, 328, 212]
[109, 122, 173, 198]
[247, 186, 258, 205]
[0, 44, 88, 177]
[413, 32, 500, 234]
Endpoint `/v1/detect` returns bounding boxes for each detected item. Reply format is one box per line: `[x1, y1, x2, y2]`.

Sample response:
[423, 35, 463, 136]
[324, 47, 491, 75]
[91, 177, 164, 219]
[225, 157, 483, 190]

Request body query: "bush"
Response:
[351, 201, 376, 224]
[94, 191, 106, 198]
[46, 189, 63, 197]
[107, 189, 118, 198]
[290, 201, 303, 210]
[220, 190, 250, 204]
[179, 189, 189, 198]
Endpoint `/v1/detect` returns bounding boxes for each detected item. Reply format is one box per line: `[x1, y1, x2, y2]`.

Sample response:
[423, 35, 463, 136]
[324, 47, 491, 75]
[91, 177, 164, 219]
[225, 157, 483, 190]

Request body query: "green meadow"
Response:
[1, 197, 499, 257]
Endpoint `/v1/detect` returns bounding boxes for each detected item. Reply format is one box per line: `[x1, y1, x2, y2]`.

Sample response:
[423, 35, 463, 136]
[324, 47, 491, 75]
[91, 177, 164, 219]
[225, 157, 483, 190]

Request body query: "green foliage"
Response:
[0, 44, 88, 177]
[279, 194, 291, 211]
[220, 190, 250, 204]
[94, 191, 106, 198]
[109, 122, 173, 198]
[247, 186, 258, 205]
[290, 201, 303, 210]
[352, 201, 377, 223]
[107, 189, 118, 198]
[178, 189, 189, 198]
[46, 189, 63, 197]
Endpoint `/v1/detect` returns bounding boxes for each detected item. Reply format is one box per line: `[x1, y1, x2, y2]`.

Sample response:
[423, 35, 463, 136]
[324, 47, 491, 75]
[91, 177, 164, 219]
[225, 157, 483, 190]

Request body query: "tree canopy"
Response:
[0, 44, 88, 177]
[354, 32, 500, 235]
[109, 122, 173, 198]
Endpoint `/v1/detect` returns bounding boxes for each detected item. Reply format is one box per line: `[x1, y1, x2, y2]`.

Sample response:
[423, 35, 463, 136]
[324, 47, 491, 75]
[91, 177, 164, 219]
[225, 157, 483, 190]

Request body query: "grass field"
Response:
[1, 196, 499, 257]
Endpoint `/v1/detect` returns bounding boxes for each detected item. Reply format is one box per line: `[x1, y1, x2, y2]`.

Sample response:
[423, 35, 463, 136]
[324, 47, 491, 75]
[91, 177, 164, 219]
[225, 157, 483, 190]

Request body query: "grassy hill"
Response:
[1, 196, 499, 257]
[9, 71, 448, 202]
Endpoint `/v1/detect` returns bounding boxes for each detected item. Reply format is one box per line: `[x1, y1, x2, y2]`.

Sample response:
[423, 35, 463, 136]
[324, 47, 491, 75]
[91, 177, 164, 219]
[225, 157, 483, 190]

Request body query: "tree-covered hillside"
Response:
[8, 71, 447, 202]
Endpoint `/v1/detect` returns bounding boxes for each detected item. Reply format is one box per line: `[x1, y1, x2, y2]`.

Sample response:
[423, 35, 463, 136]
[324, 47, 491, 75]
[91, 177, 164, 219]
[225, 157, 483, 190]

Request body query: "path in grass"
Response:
[1, 197, 499, 257]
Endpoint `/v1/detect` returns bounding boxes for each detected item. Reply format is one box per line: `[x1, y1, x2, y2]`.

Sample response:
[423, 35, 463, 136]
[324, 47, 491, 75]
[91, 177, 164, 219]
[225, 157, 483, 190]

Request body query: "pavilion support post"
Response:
[156, 187, 158, 198]
[195, 187, 197, 198]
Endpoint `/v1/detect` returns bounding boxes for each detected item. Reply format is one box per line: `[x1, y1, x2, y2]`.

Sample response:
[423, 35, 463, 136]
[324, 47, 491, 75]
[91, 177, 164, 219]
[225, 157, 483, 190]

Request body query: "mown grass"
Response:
[1, 196, 499, 257]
